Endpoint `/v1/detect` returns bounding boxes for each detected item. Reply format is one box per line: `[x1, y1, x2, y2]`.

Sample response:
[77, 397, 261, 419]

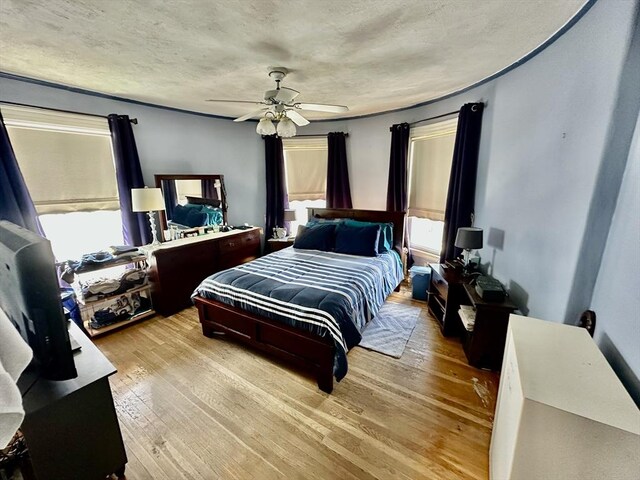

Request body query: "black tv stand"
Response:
[18, 322, 127, 479]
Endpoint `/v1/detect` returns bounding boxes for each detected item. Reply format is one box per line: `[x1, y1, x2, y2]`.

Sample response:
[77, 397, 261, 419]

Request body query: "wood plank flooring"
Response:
[96, 289, 498, 480]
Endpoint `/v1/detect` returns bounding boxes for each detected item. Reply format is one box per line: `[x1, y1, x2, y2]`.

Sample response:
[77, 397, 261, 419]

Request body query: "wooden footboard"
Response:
[193, 295, 335, 393]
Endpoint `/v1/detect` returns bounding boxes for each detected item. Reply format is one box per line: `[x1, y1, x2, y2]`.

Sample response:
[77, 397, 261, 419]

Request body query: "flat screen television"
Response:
[0, 220, 77, 380]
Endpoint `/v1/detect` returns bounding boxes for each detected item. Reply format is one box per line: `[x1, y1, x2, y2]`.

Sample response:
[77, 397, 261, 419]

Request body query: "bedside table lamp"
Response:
[131, 187, 165, 246]
[284, 208, 298, 237]
[455, 227, 483, 270]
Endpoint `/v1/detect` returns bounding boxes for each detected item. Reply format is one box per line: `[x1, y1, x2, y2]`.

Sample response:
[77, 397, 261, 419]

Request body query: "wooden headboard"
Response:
[307, 208, 406, 256]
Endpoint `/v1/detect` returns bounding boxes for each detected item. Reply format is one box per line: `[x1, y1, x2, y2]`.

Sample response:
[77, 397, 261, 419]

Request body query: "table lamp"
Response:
[454, 227, 483, 270]
[284, 209, 299, 236]
[131, 187, 165, 246]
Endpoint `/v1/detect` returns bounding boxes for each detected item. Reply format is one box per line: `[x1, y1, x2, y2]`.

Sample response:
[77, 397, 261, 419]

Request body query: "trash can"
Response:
[409, 265, 431, 301]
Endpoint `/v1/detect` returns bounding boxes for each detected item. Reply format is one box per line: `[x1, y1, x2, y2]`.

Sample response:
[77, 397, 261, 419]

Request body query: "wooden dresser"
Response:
[148, 227, 261, 316]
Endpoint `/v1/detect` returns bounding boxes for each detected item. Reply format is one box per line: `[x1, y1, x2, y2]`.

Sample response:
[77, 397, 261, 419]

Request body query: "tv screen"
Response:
[0, 220, 77, 380]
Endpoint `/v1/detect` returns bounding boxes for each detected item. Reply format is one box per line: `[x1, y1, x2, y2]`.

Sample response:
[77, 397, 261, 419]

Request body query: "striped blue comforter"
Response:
[192, 247, 403, 381]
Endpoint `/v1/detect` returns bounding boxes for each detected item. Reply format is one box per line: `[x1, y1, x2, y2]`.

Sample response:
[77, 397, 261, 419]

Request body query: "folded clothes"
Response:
[76, 268, 148, 302]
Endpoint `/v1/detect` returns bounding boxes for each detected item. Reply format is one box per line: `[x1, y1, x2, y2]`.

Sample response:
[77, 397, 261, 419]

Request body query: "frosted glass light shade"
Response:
[256, 117, 276, 135]
[131, 187, 165, 212]
[277, 116, 296, 138]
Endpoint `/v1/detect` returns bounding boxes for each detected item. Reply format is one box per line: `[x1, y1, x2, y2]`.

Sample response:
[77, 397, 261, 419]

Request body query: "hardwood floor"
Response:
[95, 289, 498, 480]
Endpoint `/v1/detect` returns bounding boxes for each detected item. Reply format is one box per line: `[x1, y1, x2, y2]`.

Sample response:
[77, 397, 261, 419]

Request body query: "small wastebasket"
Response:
[409, 265, 431, 301]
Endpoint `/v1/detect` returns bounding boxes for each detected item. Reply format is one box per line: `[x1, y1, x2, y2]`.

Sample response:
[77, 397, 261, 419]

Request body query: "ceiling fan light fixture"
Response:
[256, 117, 276, 135]
[276, 116, 296, 138]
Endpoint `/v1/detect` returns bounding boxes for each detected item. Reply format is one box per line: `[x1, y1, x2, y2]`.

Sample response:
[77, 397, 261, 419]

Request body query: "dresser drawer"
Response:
[218, 230, 261, 269]
[219, 231, 260, 252]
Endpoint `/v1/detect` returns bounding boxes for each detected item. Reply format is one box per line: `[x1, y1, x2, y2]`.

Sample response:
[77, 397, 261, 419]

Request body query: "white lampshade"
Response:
[284, 209, 298, 222]
[276, 116, 296, 138]
[256, 117, 276, 135]
[131, 187, 165, 212]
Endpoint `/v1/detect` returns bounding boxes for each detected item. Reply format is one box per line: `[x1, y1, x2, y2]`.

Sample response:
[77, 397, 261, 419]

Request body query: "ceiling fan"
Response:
[206, 67, 348, 137]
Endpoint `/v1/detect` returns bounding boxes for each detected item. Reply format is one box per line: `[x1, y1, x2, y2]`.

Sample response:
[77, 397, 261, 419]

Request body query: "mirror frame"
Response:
[154, 173, 228, 233]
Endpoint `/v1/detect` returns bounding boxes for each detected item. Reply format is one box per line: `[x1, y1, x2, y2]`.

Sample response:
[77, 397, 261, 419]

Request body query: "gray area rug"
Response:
[358, 302, 421, 358]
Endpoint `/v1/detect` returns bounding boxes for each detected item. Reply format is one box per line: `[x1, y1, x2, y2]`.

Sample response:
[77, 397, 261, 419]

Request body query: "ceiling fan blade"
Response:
[206, 99, 265, 105]
[295, 103, 349, 113]
[233, 108, 269, 122]
[275, 87, 300, 104]
[286, 109, 310, 126]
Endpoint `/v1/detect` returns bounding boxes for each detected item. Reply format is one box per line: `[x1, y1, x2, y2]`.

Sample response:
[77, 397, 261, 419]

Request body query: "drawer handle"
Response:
[228, 242, 235, 247]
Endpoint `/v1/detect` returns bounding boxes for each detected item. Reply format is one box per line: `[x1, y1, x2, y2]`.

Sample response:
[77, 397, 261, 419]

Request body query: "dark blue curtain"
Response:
[386, 123, 410, 212]
[326, 132, 353, 209]
[108, 114, 151, 246]
[162, 179, 177, 221]
[264, 135, 287, 237]
[440, 103, 485, 263]
[0, 111, 45, 235]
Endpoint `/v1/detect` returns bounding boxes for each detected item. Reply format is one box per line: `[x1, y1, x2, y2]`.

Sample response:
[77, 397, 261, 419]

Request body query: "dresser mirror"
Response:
[154, 174, 228, 236]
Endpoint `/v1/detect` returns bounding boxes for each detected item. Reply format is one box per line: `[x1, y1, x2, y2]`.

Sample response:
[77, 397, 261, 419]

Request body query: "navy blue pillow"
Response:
[293, 224, 336, 251]
[334, 224, 381, 257]
[186, 209, 208, 227]
[171, 204, 189, 225]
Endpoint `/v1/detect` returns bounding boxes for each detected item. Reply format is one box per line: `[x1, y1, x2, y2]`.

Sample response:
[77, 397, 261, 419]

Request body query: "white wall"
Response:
[0, 79, 265, 228]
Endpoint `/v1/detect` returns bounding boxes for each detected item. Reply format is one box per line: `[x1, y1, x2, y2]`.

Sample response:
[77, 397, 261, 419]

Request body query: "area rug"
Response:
[357, 302, 421, 358]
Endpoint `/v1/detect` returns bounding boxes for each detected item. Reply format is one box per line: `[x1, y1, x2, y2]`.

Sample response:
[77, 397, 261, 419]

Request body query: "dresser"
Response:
[148, 227, 262, 316]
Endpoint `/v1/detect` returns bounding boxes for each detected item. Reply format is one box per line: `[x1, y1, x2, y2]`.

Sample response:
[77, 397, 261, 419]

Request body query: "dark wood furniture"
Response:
[427, 263, 517, 370]
[149, 227, 261, 316]
[192, 208, 406, 393]
[459, 283, 517, 370]
[265, 237, 295, 254]
[18, 323, 127, 479]
[427, 263, 465, 336]
[154, 173, 228, 235]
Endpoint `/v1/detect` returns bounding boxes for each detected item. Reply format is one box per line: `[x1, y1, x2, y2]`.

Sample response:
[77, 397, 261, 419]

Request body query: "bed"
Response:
[191, 208, 406, 393]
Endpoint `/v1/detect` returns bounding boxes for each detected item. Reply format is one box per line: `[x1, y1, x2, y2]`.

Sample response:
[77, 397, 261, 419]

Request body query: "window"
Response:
[407, 118, 457, 261]
[283, 137, 328, 231]
[2, 104, 123, 260]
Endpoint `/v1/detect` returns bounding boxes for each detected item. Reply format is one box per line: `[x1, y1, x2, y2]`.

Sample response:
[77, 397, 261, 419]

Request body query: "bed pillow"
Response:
[186, 209, 208, 227]
[293, 224, 336, 251]
[334, 223, 381, 257]
[343, 219, 393, 253]
[171, 204, 190, 226]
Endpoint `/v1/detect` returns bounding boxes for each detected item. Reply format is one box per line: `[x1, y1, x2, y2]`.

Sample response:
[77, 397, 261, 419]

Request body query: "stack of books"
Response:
[458, 305, 476, 331]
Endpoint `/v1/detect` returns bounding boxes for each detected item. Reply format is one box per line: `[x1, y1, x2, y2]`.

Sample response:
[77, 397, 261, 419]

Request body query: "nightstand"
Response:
[265, 237, 295, 254]
[459, 283, 517, 370]
[427, 263, 465, 336]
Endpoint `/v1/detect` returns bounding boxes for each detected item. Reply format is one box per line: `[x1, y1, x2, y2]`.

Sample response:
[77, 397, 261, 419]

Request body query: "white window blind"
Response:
[175, 179, 203, 204]
[283, 137, 328, 201]
[2, 104, 118, 214]
[408, 118, 458, 221]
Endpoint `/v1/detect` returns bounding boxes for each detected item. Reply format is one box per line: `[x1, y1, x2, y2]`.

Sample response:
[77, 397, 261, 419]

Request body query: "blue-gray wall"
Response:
[1, 0, 638, 399]
[0, 78, 265, 229]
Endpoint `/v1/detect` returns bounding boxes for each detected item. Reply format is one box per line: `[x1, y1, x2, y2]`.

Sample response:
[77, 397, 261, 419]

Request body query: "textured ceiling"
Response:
[0, 0, 587, 120]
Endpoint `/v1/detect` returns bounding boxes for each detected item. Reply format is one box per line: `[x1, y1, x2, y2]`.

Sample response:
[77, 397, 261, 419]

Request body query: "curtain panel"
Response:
[440, 103, 485, 263]
[108, 114, 151, 246]
[0, 111, 45, 235]
[264, 135, 287, 237]
[386, 123, 411, 212]
[326, 132, 353, 209]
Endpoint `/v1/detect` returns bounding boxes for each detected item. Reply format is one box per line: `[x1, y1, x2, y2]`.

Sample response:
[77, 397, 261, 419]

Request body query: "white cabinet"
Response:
[490, 315, 640, 480]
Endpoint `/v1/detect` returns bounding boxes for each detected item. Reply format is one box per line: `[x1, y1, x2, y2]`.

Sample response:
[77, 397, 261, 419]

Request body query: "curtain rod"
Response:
[0, 100, 138, 124]
[409, 109, 460, 127]
[294, 133, 349, 138]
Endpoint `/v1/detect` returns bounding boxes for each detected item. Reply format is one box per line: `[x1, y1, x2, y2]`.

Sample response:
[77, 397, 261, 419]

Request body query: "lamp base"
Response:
[148, 211, 161, 246]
